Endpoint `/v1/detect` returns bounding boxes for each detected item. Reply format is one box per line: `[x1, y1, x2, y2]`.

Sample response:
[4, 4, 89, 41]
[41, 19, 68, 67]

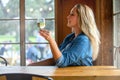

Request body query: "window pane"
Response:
[0, 0, 19, 19]
[0, 0, 20, 66]
[25, 0, 54, 19]
[113, 0, 120, 68]
[0, 20, 20, 43]
[114, 14, 120, 45]
[113, 0, 120, 13]
[26, 44, 52, 65]
[0, 44, 20, 66]
[25, 0, 55, 65]
[25, 19, 55, 43]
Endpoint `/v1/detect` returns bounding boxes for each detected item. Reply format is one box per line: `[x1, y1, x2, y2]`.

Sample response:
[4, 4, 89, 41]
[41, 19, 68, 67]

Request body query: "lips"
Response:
[67, 21, 71, 27]
[68, 20, 71, 24]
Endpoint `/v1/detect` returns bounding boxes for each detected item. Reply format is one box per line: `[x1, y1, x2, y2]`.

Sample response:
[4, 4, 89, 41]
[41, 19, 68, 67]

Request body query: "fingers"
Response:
[39, 29, 51, 40]
[40, 29, 49, 33]
[40, 29, 50, 36]
[43, 30, 50, 35]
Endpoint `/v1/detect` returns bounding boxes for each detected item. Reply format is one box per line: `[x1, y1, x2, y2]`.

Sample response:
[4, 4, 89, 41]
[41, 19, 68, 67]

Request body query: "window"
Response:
[0, 0, 55, 66]
[113, 0, 120, 68]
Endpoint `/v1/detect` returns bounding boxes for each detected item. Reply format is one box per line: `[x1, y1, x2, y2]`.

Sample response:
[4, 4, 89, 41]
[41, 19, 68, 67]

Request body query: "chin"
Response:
[67, 24, 71, 28]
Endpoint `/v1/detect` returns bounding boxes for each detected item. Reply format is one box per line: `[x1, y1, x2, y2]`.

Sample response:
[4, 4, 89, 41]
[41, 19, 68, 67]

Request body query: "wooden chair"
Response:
[0, 73, 53, 80]
[0, 56, 7, 66]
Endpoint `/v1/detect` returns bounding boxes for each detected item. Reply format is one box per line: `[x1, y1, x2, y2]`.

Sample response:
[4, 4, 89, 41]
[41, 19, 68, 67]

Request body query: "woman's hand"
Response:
[39, 29, 53, 42]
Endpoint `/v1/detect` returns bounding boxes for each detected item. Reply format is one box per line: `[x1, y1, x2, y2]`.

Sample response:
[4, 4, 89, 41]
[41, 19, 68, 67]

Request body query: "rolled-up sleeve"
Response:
[55, 55, 64, 67]
[55, 35, 93, 67]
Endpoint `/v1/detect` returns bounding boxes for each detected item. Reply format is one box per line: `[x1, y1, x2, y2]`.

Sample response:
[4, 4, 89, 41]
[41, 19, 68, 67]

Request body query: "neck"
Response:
[72, 27, 82, 37]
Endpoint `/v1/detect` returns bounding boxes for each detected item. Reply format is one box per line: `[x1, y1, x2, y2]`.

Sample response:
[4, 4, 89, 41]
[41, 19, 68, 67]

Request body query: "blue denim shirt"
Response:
[56, 32, 93, 67]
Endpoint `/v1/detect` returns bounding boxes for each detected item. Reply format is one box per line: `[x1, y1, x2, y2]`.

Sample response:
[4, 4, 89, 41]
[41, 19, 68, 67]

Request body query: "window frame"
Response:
[0, 0, 55, 66]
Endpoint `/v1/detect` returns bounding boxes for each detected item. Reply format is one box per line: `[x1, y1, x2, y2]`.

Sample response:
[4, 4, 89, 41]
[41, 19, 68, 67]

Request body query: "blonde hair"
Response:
[75, 4, 100, 61]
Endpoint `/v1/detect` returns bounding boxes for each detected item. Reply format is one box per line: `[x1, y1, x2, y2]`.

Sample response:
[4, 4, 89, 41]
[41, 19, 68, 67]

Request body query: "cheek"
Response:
[67, 17, 78, 27]
[72, 18, 78, 25]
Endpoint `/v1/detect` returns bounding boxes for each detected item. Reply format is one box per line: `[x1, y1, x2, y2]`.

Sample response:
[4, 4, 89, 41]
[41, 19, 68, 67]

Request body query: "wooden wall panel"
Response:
[95, 0, 113, 65]
[102, 0, 113, 65]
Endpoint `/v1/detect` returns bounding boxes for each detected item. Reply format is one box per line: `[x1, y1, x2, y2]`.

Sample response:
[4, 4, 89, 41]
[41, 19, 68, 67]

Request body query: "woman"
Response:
[28, 4, 100, 67]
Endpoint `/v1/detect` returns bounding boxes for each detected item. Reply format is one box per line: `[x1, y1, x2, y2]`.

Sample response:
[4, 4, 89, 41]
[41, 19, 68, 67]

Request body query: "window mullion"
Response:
[20, 0, 25, 66]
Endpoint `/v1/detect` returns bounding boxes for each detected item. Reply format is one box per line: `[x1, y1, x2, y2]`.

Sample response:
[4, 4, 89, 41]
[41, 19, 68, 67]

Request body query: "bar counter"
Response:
[0, 66, 120, 80]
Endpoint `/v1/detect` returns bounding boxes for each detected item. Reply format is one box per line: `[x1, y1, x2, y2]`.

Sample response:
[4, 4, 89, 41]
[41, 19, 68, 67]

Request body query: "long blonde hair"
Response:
[75, 4, 100, 61]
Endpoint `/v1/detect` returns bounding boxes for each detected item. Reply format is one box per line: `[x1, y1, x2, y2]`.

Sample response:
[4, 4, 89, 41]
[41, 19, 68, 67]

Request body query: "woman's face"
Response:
[67, 7, 79, 28]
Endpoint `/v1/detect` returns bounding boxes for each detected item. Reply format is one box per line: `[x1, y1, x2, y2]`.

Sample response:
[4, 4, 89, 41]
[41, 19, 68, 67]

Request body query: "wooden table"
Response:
[0, 66, 120, 80]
